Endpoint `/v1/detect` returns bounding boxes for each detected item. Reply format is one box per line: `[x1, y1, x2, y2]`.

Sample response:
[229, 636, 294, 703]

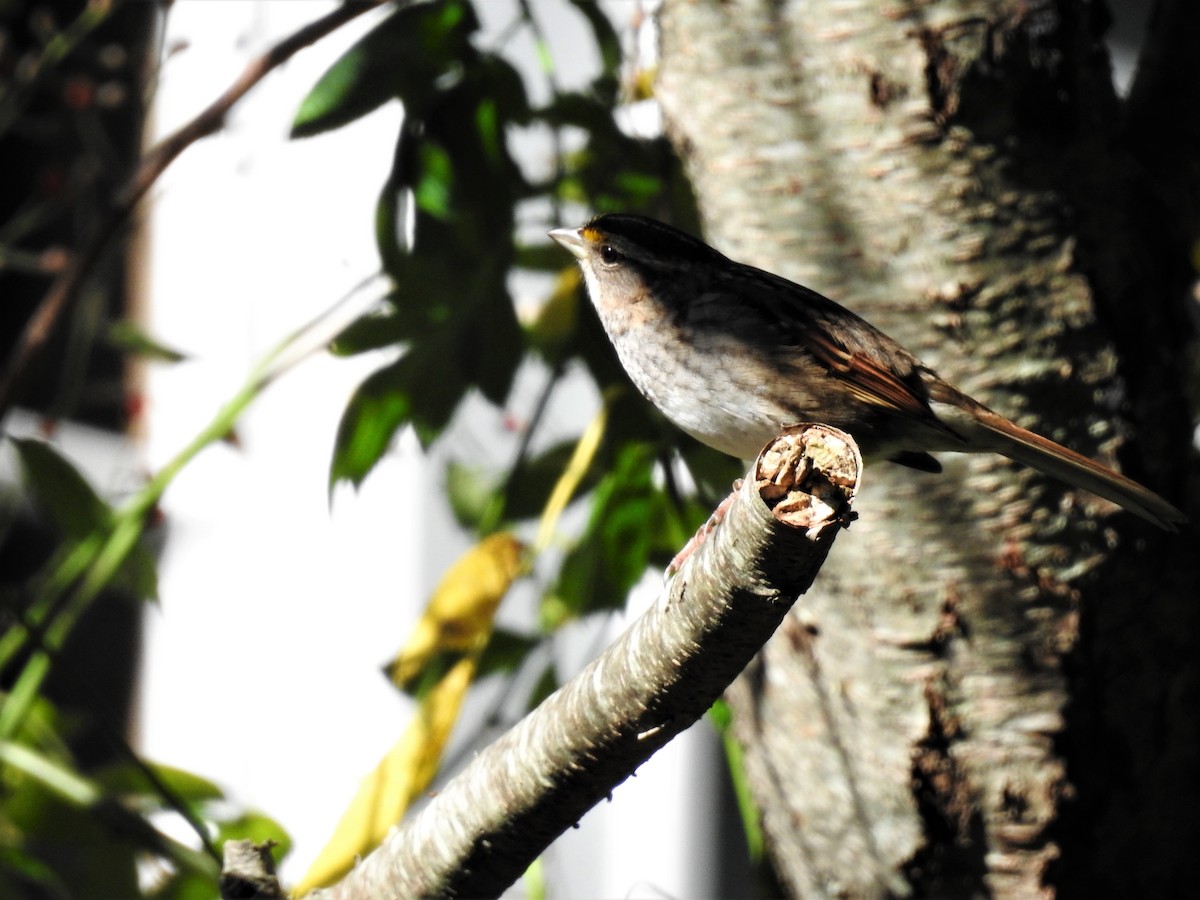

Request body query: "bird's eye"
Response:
[599, 244, 621, 265]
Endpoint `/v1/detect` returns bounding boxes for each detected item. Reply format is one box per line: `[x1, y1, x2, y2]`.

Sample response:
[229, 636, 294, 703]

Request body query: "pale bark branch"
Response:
[312, 424, 860, 900]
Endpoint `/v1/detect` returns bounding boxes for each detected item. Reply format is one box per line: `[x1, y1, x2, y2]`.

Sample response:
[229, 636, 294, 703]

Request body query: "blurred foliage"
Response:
[298, 534, 524, 894]
[1, 0, 742, 896]
[385, 532, 524, 692]
[318, 0, 709, 491]
[0, 696, 288, 900]
[0, 1, 277, 896]
[2, 346, 307, 897]
[0, 0, 157, 429]
[295, 0, 741, 887]
[304, 0, 738, 642]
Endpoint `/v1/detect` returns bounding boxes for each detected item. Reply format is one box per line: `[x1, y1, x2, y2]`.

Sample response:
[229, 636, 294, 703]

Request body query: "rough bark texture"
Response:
[657, 1, 1197, 897]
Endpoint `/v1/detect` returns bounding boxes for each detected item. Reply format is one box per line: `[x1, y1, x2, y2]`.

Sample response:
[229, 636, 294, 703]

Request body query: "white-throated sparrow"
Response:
[550, 213, 1184, 530]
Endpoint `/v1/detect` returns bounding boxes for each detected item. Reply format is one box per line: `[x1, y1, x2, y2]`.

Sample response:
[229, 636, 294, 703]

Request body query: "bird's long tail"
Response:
[970, 408, 1185, 531]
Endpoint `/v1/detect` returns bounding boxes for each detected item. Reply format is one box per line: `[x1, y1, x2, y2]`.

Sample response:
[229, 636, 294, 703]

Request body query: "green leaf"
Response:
[291, 23, 398, 137]
[9, 438, 161, 601]
[330, 358, 416, 490]
[677, 441, 744, 508]
[11, 437, 111, 539]
[536, 90, 617, 132]
[331, 340, 468, 489]
[376, 121, 415, 277]
[506, 439, 601, 522]
[117, 535, 160, 601]
[106, 321, 188, 363]
[96, 762, 223, 806]
[448, 429, 613, 532]
[291, 0, 479, 138]
[0, 843, 66, 899]
[215, 811, 292, 862]
[614, 169, 666, 205]
[709, 700, 765, 860]
[476, 628, 540, 680]
[527, 662, 558, 708]
[476, 54, 530, 125]
[336, 29, 537, 490]
[445, 459, 500, 530]
[547, 443, 659, 622]
[413, 140, 454, 218]
[1, 757, 141, 898]
[328, 304, 411, 356]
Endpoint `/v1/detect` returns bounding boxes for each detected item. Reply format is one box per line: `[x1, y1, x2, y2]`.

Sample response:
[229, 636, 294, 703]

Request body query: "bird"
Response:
[549, 213, 1185, 531]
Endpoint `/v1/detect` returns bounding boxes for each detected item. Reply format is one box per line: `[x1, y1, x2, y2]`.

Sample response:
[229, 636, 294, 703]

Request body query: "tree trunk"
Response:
[657, 0, 1197, 896]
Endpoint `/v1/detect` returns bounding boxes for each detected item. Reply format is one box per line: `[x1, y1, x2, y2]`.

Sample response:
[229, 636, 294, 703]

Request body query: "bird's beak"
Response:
[548, 226, 588, 260]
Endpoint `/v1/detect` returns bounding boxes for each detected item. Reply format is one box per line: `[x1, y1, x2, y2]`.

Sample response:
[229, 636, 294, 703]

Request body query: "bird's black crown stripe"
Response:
[587, 214, 721, 265]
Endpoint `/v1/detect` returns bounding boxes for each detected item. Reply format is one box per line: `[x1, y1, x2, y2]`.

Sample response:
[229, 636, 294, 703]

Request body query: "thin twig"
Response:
[0, 0, 388, 421]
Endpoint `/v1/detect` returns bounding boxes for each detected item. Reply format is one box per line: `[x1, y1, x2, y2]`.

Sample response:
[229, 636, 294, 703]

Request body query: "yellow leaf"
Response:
[631, 66, 657, 102]
[532, 396, 610, 557]
[389, 533, 524, 691]
[294, 535, 525, 895]
[293, 656, 478, 896]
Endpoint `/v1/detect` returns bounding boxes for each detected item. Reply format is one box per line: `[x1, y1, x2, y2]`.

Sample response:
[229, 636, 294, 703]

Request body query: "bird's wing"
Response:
[797, 321, 935, 419]
[752, 275, 937, 419]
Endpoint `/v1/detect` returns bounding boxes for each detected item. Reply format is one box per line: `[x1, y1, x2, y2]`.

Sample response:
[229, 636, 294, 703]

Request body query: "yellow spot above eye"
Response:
[581, 226, 603, 243]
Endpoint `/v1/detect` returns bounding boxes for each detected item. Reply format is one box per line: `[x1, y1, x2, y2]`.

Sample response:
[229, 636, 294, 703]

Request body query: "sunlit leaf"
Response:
[615, 170, 665, 204]
[294, 655, 476, 896]
[1, 756, 141, 898]
[330, 359, 414, 490]
[546, 443, 658, 624]
[413, 140, 454, 218]
[331, 336, 469, 489]
[96, 762, 223, 805]
[291, 0, 479, 138]
[214, 811, 292, 862]
[387, 533, 524, 692]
